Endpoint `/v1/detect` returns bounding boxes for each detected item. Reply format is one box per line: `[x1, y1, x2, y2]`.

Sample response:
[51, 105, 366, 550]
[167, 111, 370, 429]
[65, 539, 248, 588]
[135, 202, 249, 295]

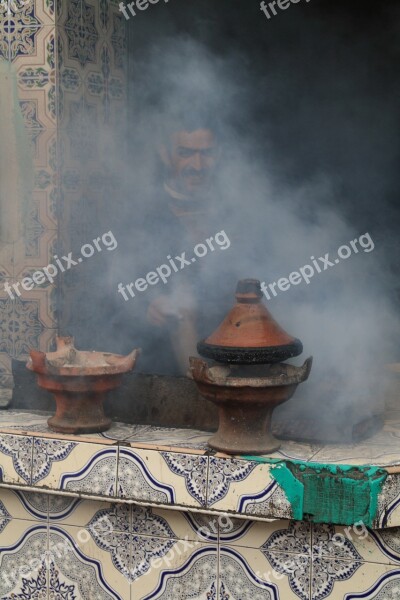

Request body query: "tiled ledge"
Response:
[0, 410, 399, 529]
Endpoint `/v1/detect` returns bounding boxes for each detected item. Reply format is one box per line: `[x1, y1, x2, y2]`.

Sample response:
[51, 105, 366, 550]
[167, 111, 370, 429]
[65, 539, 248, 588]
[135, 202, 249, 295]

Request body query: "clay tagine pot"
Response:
[197, 278, 303, 364]
[190, 357, 313, 454]
[27, 337, 140, 434]
[190, 279, 312, 454]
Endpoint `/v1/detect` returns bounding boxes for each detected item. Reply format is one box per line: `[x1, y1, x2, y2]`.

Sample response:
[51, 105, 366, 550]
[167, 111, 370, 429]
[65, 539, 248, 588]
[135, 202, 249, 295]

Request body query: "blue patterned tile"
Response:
[63, 97, 97, 161]
[61, 65, 82, 93]
[15, 28, 57, 127]
[32, 438, 77, 484]
[0, 525, 49, 597]
[81, 0, 97, 36]
[134, 545, 218, 599]
[135, 546, 282, 600]
[110, 10, 126, 70]
[130, 505, 175, 538]
[48, 496, 114, 527]
[181, 510, 245, 544]
[65, 27, 97, 68]
[0, 499, 11, 529]
[262, 521, 312, 557]
[0, 488, 50, 522]
[31, 443, 118, 497]
[343, 569, 400, 599]
[376, 473, 400, 528]
[6, 0, 54, 27]
[207, 457, 258, 506]
[0, 14, 10, 60]
[206, 456, 276, 514]
[49, 525, 123, 598]
[3, 2, 41, 29]
[0, 433, 33, 484]
[0, 294, 46, 358]
[369, 528, 400, 565]
[63, 0, 82, 30]
[258, 522, 313, 600]
[15, 490, 49, 520]
[98, 0, 109, 34]
[315, 521, 400, 569]
[61, 448, 118, 497]
[88, 505, 176, 583]
[130, 535, 177, 583]
[88, 524, 133, 582]
[242, 481, 294, 520]
[117, 447, 176, 504]
[50, 523, 130, 598]
[64, 0, 98, 69]
[84, 42, 124, 125]
[219, 547, 281, 600]
[161, 451, 208, 506]
[19, 98, 46, 129]
[8, 24, 41, 62]
[0, 520, 123, 598]
[0, 352, 13, 390]
[89, 503, 130, 534]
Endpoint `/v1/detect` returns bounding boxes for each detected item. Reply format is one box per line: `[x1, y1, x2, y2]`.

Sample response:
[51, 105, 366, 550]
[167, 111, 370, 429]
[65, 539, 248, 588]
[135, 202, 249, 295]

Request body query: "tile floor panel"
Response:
[312, 522, 400, 568]
[1, 410, 400, 530]
[223, 543, 311, 599]
[131, 540, 218, 600]
[49, 522, 131, 599]
[0, 491, 400, 598]
[0, 487, 49, 522]
[376, 473, 400, 529]
[311, 559, 400, 600]
[206, 455, 283, 516]
[134, 505, 221, 545]
[117, 445, 208, 509]
[0, 432, 34, 486]
[47, 494, 119, 528]
[0, 517, 49, 599]
[32, 437, 118, 497]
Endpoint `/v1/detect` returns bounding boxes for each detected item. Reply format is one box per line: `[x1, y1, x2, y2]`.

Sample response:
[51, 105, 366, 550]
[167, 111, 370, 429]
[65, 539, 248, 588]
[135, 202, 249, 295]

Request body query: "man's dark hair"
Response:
[161, 101, 222, 145]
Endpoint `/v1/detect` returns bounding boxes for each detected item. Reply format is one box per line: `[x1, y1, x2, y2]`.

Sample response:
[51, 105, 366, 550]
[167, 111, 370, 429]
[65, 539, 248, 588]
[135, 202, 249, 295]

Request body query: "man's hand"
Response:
[146, 295, 181, 328]
[147, 290, 199, 374]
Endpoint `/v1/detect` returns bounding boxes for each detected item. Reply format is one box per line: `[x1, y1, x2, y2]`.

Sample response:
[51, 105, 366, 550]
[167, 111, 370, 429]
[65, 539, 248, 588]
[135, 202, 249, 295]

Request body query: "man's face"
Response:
[167, 129, 219, 198]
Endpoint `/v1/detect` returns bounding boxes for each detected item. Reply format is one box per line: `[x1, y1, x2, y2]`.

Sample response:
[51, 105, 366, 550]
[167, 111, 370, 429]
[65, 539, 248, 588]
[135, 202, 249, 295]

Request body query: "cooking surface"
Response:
[1, 409, 400, 467]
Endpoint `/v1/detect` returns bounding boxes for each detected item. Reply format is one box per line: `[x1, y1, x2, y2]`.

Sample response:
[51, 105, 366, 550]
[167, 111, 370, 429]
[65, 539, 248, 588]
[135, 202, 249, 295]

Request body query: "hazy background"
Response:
[68, 0, 400, 425]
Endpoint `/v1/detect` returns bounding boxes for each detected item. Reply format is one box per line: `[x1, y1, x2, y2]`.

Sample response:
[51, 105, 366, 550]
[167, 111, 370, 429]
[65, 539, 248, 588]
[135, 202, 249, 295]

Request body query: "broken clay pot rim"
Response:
[27, 336, 140, 377]
[189, 356, 313, 388]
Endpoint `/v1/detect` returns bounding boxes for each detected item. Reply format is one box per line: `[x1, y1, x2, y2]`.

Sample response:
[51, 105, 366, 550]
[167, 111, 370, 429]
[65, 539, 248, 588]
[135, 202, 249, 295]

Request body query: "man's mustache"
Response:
[183, 168, 209, 178]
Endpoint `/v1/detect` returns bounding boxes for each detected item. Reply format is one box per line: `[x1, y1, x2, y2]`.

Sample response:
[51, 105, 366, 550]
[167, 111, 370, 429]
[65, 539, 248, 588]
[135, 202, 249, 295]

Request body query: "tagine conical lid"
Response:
[198, 279, 303, 364]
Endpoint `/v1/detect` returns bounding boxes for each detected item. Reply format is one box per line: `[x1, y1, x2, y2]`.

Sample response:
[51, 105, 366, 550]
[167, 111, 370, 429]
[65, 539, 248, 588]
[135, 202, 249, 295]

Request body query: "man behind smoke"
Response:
[129, 107, 238, 375]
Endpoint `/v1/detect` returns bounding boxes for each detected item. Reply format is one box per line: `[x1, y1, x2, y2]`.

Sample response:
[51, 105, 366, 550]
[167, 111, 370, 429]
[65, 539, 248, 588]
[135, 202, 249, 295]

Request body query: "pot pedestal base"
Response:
[208, 405, 281, 455]
[26, 338, 140, 435]
[47, 392, 112, 434]
[190, 356, 313, 456]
